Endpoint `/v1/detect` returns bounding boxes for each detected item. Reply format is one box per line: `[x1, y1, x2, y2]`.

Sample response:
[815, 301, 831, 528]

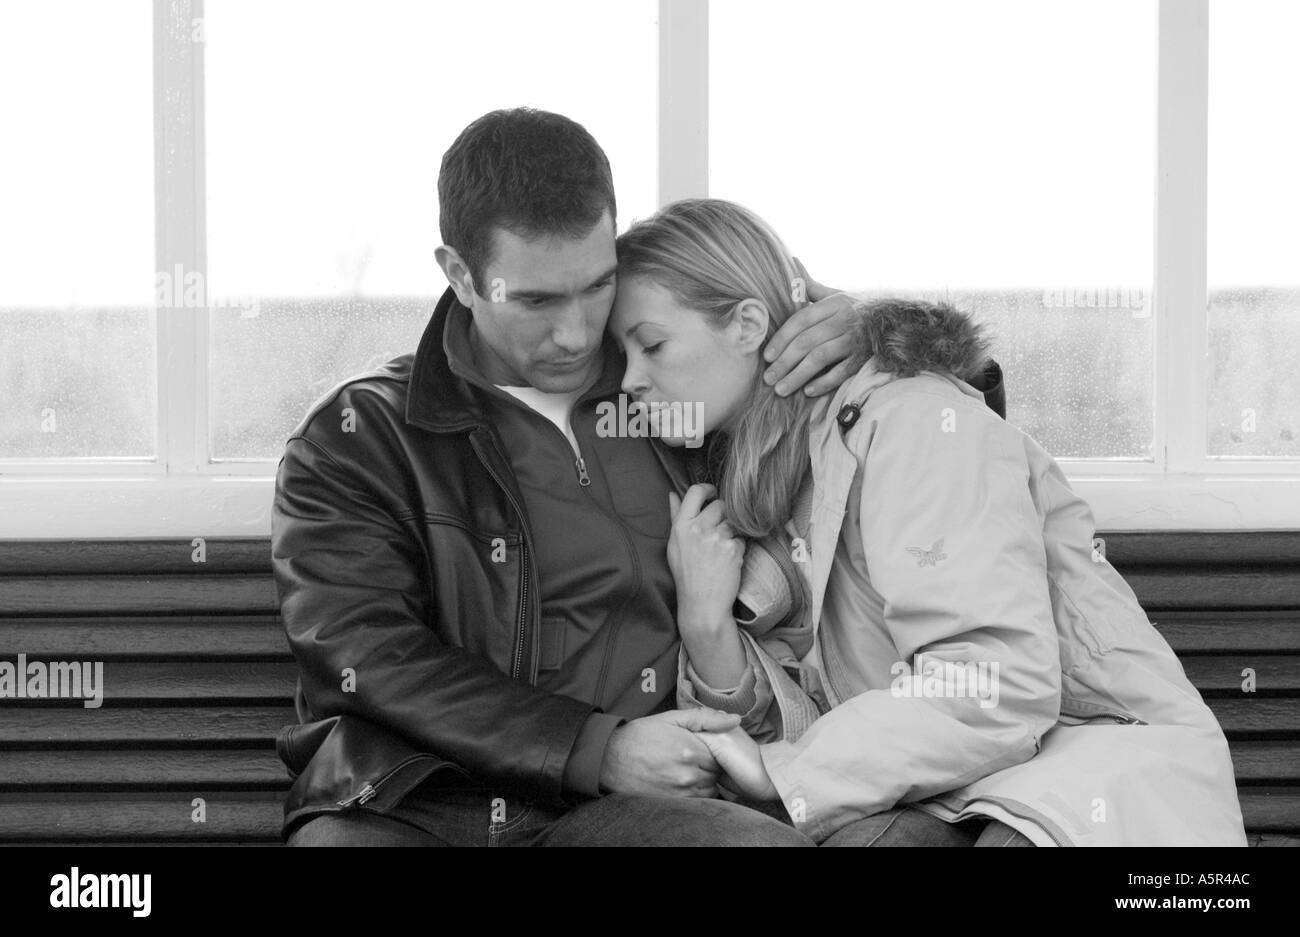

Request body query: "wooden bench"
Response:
[1, 534, 1297, 845]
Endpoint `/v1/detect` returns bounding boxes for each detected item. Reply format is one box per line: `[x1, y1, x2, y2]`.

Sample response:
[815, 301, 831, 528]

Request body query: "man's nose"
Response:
[551, 302, 591, 355]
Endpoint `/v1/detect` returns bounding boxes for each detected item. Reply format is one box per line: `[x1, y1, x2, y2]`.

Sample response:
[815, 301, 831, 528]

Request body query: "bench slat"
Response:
[0, 576, 279, 615]
[0, 706, 296, 745]
[2, 616, 289, 657]
[1231, 740, 1300, 781]
[1, 532, 1291, 575]
[0, 793, 283, 842]
[0, 539, 272, 575]
[1152, 611, 1300, 652]
[0, 749, 289, 789]
[1208, 699, 1300, 736]
[1127, 569, 1300, 609]
[1238, 789, 1300, 832]
[1099, 531, 1300, 566]
[1178, 656, 1300, 692]
[0, 661, 297, 702]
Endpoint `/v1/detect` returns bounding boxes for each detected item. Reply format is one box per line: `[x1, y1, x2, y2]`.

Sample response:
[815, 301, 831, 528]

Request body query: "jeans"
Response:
[287, 780, 1036, 846]
[822, 810, 1036, 847]
[288, 785, 813, 846]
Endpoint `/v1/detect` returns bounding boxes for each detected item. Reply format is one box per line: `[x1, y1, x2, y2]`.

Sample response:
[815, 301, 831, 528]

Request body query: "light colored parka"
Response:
[678, 301, 1247, 846]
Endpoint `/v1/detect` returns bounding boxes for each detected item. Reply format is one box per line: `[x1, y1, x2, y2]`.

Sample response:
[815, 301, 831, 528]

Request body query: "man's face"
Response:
[464, 210, 617, 393]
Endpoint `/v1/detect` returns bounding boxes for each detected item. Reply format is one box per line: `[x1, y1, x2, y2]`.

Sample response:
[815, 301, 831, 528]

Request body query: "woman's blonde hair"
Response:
[615, 198, 816, 538]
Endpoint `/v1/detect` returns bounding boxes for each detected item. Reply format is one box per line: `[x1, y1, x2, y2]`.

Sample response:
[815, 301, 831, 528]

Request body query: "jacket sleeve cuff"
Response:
[561, 712, 625, 799]
[684, 656, 761, 715]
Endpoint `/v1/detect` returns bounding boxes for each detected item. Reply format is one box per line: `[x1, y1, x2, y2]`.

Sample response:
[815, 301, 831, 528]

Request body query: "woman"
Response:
[609, 198, 1247, 846]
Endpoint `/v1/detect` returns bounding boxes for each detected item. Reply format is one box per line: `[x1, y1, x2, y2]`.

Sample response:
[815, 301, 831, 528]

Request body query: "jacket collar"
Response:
[405, 287, 627, 434]
[405, 289, 484, 433]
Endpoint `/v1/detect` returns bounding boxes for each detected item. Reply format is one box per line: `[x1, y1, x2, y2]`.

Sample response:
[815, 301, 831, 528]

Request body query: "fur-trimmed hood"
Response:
[850, 297, 991, 382]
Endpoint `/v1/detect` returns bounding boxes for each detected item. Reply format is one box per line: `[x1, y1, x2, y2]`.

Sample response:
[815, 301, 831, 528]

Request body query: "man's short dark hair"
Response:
[438, 108, 617, 296]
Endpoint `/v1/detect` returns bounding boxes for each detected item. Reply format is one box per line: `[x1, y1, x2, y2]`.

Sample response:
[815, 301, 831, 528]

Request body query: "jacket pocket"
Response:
[538, 615, 567, 672]
[1058, 695, 1148, 726]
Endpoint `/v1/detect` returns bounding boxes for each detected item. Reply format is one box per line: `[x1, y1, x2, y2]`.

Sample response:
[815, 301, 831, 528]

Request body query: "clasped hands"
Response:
[595, 480, 781, 802]
[597, 707, 778, 802]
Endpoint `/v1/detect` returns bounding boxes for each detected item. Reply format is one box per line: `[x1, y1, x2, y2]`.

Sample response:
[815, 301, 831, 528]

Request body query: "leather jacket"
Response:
[272, 289, 697, 837]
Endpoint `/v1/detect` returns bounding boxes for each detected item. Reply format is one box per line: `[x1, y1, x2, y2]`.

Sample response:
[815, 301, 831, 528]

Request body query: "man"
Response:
[273, 108, 1006, 846]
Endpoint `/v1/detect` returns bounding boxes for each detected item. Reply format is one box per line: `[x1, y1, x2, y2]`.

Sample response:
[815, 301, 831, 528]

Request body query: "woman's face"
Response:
[610, 275, 764, 447]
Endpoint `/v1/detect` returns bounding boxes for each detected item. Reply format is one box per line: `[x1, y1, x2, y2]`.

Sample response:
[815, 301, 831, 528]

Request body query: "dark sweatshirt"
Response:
[443, 305, 681, 798]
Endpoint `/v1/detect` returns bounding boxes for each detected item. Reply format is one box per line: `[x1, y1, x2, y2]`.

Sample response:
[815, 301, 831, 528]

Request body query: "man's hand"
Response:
[695, 726, 780, 802]
[598, 709, 741, 798]
[764, 258, 867, 398]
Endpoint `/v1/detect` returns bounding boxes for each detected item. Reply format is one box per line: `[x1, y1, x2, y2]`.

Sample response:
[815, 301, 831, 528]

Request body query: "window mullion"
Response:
[154, 0, 208, 475]
[1155, 0, 1209, 475]
[658, 0, 709, 205]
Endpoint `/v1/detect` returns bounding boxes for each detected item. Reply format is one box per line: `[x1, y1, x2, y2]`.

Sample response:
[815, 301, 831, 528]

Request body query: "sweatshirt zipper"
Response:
[575, 456, 591, 486]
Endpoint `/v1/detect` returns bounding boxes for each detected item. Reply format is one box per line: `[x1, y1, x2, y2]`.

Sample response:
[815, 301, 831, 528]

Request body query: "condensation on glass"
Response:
[709, 0, 1157, 460]
[1207, 0, 1300, 458]
[0, 2, 155, 459]
[203, 0, 659, 460]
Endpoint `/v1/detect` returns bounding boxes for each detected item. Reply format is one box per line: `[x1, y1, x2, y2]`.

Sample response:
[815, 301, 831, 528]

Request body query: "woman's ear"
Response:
[435, 245, 478, 308]
[732, 298, 770, 354]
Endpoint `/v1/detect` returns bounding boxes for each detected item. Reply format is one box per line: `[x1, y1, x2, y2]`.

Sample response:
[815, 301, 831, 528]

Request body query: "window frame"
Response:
[3, 0, 1298, 537]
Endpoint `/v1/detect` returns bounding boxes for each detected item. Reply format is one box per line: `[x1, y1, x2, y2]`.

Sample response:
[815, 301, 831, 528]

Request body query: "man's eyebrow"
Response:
[508, 265, 618, 302]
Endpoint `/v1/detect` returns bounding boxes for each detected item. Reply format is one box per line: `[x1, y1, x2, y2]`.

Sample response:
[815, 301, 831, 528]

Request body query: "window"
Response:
[1, 0, 1296, 536]
[1207, 0, 1300, 458]
[0, 1, 155, 460]
[711, 0, 1157, 459]
[205, 0, 658, 460]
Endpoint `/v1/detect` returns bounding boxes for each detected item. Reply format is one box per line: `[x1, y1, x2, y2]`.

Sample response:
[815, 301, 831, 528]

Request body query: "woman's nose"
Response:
[621, 361, 649, 398]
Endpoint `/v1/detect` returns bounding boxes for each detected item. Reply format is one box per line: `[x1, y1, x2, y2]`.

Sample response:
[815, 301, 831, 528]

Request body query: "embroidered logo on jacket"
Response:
[905, 538, 947, 567]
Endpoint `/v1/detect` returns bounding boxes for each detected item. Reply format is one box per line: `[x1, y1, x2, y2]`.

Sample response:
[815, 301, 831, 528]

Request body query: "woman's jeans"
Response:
[287, 780, 1035, 846]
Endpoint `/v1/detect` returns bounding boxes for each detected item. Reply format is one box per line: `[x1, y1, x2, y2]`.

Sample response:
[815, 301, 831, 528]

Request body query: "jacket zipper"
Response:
[519, 401, 640, 705]
[337, 784, 377, 808]
[336, 753, 449, 809]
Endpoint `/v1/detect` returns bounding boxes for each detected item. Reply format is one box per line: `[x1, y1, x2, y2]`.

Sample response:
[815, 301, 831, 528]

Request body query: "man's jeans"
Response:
[287, 781, 1034, 846]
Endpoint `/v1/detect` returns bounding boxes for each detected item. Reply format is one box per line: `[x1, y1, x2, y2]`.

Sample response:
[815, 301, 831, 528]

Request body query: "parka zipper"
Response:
[1059, 709, 1147, 727]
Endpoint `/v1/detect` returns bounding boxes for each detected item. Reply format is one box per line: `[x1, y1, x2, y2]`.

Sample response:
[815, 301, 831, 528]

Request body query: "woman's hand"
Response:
[696, 726, 780, 801]
[668, 484, 744, 632]
[668, 484, 749, 690]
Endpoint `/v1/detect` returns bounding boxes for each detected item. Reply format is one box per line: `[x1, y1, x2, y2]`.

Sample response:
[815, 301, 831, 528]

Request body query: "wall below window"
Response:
[2, 474, 1298, 538]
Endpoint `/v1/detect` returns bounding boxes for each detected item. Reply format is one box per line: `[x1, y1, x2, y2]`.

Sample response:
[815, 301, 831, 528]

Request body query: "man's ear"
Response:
[435, 245, 478, 308]
[733, 298, 771, 354]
